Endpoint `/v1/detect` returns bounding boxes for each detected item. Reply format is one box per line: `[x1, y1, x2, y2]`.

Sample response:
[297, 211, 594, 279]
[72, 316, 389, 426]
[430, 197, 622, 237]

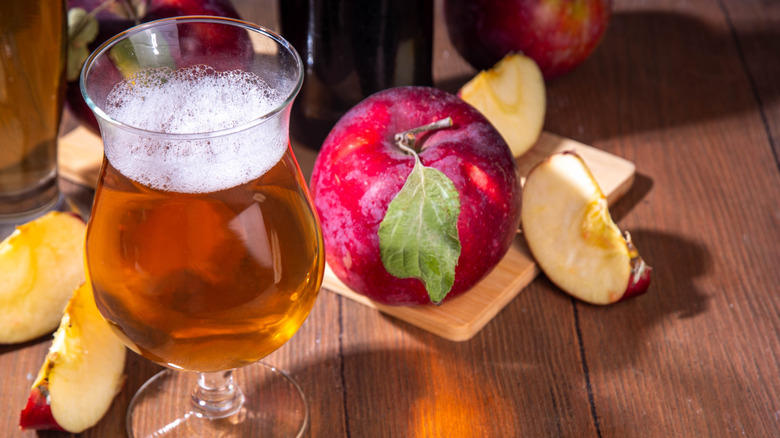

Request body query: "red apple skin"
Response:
[619, 258, 652, 302]
[144, 0, 241, 23]
[310, 86, 522, 305]
[444, 0, 611, 80]
[144, 0, 247, 60]
[66, 0, 242, 133]
[19, 384, 64, 432]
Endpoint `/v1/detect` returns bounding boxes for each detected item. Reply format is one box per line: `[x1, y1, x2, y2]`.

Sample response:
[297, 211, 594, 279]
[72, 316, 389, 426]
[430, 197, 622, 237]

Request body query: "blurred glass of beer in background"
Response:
[0, 0, 66, 219]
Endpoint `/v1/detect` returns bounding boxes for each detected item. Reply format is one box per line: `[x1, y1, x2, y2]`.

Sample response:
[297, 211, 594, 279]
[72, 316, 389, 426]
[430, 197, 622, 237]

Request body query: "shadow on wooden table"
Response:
[546, 10, 780, 143]
[571, 227, 713, 374]
[610, 172, 653, 222]
[631, 228, 712, 320]
[0, 336, 53, 357]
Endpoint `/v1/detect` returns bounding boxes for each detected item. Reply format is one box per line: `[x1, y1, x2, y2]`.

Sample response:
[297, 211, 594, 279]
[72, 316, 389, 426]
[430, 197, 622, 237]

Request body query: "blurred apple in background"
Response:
[310, 86, 522, 306]
[444, 0, 611, 80]
[65, 0, 242, 132]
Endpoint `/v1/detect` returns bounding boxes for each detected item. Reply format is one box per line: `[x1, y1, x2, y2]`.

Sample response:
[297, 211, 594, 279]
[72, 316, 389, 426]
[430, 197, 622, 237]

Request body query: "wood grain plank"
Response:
[262, 291, 348, 438]
[719, 0, 780, 166]
[58, 126, 102, 189]
[337, 280, 600, 437]
[4, 0, 780, 437]
[543, 0, 780, 436]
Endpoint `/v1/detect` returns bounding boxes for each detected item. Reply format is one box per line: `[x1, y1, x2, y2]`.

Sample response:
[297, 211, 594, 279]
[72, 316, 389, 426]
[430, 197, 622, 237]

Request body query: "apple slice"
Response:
[521, 151, 651, 305]
[458, 53, 546, 158]
[19, 281, 127, 433]
[0, 211, 86, 344]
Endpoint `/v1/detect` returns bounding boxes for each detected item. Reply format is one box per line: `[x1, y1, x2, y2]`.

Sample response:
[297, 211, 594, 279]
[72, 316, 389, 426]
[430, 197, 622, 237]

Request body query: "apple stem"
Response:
[394, 117, 453, 154]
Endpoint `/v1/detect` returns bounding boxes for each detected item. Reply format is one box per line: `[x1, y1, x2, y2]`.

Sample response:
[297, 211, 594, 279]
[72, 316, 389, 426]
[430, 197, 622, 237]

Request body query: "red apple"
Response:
[66, 0, 242, 132]
[444, 0, 611, 80]
[310, 86, 522, 306]
[143, 0, 251, 70]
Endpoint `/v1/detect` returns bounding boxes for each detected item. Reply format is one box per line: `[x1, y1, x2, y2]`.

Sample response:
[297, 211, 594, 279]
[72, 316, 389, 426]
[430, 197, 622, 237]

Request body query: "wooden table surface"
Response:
[2, 0, 780, 436]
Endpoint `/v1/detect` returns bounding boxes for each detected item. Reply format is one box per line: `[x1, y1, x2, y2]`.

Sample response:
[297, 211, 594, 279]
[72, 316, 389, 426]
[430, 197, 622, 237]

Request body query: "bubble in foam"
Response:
[102, 65, 288, 194]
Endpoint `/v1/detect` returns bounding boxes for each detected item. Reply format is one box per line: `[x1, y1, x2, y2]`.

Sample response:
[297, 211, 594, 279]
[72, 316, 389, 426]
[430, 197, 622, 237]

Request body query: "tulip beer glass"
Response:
[81, 17, 323, 436]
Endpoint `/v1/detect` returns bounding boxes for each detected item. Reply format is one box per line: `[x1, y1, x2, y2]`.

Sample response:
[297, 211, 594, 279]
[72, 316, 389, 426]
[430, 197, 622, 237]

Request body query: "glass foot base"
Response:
[127, 362, 309, 437]
[0, 176, 61, 223]
[0, 192, 66, 240]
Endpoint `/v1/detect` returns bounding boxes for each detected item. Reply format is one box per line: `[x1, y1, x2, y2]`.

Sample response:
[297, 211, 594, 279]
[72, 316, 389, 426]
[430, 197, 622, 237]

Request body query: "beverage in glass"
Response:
[88, 132, 322, 373]
[81, 17, 323, 436]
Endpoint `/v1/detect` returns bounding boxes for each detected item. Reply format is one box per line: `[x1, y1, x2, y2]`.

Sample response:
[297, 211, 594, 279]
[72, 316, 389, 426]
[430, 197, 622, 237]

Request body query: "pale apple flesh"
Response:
[458, 53, 546, 158]
[521, 151, 651, 305]
[19, 282, 126, 433]
[0, 211, 86, 344]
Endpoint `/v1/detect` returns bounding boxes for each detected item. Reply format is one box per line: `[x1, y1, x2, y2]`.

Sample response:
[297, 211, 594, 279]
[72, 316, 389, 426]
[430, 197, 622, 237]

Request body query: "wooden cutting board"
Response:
[320, 133, 635, 341]
[59, 127, 635, 341]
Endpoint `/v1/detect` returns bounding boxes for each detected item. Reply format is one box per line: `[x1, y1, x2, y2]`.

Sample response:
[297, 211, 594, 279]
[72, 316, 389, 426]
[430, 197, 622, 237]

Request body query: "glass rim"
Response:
[79, 15, 303, 140]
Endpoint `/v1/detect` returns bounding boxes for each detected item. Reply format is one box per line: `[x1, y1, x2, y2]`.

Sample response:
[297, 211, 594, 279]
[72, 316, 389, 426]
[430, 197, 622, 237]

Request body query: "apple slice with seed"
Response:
[19, 281, 126, 433]
[521, 151, 651, 305]
[0, 211, 86, 344]
[458, 53, 546, 158]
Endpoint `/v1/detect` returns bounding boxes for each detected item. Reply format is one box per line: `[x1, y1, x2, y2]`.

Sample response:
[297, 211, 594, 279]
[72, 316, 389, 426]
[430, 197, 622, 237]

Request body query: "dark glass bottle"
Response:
[280, 0, 434, 149]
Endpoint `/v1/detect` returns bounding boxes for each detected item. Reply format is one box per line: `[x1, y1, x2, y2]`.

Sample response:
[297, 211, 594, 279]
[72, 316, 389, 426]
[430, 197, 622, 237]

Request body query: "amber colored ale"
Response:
[0, 0, 66, 216]
[87, 149, 323, 372]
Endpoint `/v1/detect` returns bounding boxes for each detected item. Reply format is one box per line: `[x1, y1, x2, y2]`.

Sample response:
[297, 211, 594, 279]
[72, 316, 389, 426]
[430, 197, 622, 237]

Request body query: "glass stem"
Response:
[191, 370, 245, 419]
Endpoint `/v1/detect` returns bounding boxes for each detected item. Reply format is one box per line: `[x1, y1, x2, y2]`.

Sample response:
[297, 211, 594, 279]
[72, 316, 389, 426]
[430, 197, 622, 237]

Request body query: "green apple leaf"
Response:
[66, 8, 99, 82]
[108, 28, 177, 78]
[378, 153, 461, 304]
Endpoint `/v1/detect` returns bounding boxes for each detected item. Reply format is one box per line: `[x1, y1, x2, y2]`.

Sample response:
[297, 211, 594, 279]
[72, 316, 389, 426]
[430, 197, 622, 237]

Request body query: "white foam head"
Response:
[102, 65, 288, 193]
